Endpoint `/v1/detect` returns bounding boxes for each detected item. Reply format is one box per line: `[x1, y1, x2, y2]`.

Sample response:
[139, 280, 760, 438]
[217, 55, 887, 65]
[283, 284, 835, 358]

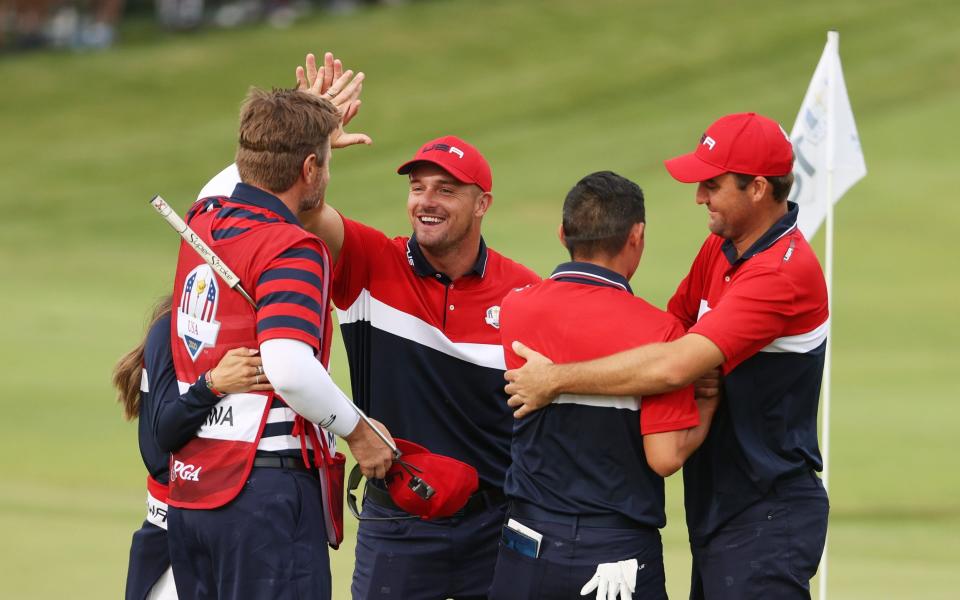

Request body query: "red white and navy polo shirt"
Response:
[667, 202, 829, 541]
[332, 217, 540, 488]
[500, 262, 699, 527]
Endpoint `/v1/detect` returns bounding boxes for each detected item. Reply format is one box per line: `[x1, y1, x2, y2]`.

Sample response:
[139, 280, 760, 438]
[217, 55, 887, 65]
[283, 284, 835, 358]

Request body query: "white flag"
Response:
[789, 31, 867, 239]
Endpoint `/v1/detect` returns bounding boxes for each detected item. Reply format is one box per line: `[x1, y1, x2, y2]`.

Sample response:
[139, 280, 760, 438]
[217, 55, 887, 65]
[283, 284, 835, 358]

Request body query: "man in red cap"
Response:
[198, 52, 539, 599]
[315, 130, 539, 599]
[505, 112, 830, 599]
[327, 132, 538, 600]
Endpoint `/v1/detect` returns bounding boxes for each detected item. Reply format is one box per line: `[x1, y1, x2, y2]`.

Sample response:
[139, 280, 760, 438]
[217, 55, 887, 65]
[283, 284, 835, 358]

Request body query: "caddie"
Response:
[505, 113, 830, 599]
[164, 86, 394, 600]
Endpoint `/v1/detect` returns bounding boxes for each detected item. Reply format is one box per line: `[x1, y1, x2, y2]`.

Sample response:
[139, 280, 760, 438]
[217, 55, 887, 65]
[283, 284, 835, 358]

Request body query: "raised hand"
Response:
[296, 51, 372, 148]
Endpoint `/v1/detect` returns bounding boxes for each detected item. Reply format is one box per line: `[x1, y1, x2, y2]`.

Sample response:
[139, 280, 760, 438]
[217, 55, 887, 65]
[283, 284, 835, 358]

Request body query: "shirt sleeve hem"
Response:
[188, 378, 221, 406]
[640, 415, 701, 435]
[687, 325, 736, 368]
[258, 330, 320, 353]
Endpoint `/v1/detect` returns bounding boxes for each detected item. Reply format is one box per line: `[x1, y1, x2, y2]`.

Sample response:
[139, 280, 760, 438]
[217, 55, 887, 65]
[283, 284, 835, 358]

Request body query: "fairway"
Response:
[1, 0, 958, 598]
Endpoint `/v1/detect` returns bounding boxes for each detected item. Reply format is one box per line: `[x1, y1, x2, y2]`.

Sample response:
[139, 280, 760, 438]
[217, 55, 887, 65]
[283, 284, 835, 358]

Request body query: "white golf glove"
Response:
[579, 558, 639, 600]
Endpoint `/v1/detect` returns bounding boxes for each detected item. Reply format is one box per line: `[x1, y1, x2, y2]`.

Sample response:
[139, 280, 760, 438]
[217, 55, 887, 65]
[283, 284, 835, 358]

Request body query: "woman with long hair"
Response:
[113, 296, 270, 599]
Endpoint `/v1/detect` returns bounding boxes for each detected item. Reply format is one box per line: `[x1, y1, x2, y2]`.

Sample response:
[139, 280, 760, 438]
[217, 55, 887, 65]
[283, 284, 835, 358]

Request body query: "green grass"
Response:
[1, 0, 958, 597]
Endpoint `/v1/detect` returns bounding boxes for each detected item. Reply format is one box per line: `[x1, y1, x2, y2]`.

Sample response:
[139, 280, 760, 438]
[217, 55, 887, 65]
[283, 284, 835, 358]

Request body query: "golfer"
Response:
[506, 112, 830, 599]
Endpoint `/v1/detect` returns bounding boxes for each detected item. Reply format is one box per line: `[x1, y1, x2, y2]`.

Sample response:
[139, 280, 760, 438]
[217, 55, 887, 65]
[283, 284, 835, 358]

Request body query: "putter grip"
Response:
[150, 195, 243, 289]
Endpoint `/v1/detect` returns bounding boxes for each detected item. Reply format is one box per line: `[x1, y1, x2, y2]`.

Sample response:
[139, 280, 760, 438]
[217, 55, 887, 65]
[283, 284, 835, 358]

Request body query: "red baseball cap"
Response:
[384, 438, 479, 520]
[664, 112, 794, 183]
[397, 135, 493, 192]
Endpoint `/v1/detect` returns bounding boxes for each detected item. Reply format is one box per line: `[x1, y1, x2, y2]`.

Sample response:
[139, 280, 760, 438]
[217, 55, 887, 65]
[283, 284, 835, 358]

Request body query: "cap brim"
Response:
[663, 152, 727, 183]
[396, 158, 479, 188]
[396, 158, 422, 175]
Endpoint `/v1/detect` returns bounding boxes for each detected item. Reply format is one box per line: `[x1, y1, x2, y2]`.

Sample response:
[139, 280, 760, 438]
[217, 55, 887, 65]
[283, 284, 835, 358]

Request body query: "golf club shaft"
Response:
[150, 195, 257, 308]
[347, 401, 399, 458]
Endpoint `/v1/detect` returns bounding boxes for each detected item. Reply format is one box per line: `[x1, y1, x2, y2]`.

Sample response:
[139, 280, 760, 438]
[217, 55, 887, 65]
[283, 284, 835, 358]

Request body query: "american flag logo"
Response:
[177, 264, 221, 361]
[180, 272, 196, 314]
[199, 278, 218, 321]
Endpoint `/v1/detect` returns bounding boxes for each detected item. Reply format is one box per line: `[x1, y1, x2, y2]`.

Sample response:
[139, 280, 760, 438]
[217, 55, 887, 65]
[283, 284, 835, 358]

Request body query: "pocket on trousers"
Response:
[632, 556, 668, 600]
[487, 543, 545, 600]
[787, 496, 829, 581]
[713, 502, 788, 552]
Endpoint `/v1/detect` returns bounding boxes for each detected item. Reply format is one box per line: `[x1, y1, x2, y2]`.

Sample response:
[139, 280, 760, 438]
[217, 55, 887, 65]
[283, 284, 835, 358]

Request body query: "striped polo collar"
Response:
[721, 201, 800, 265]
[229, 182, 301, 227]
[550, 261, 633, 295]
[406, 235, 489, 283]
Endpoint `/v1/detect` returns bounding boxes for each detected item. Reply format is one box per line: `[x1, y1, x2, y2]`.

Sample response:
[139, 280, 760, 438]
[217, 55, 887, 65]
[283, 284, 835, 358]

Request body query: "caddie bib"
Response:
[168, 196, 328, 509]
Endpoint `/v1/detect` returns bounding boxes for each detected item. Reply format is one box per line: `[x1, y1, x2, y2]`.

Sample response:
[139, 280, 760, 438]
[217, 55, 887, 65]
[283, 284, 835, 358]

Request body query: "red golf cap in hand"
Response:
[385, 438, 479, 520]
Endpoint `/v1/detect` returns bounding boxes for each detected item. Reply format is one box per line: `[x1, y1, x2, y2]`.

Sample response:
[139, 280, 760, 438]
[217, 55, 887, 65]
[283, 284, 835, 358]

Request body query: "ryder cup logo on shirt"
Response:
[485, 305, 501, 329]
[177, 264, 222, 361]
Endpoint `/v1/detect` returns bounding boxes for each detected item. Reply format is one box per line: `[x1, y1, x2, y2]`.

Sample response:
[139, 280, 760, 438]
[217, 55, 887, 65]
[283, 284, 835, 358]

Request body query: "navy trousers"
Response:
[689, 470, 829, 600]
[125, 521, 170, 600]
[168, 468, 331, 600]
[351, 496, 505, 599]
[487, 508, 666, 600]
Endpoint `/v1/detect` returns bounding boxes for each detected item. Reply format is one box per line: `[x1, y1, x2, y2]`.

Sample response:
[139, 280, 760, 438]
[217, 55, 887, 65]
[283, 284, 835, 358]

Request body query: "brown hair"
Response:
[112, 296, 173, 421]
[733, 167, 795, 203]
[235, 87, 340, 193]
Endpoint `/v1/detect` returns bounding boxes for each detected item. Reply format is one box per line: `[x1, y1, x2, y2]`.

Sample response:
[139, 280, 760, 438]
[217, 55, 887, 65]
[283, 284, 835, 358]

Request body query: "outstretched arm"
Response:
[299, 204, 346, 264]
[504, 333, 725, 419]
[295, 51, 371, 263]
[197, 52, 372, 261]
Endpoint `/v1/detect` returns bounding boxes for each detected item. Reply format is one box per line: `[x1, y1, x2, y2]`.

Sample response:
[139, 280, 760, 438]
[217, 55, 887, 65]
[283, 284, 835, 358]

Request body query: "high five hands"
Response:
[296, 51, 372, 148]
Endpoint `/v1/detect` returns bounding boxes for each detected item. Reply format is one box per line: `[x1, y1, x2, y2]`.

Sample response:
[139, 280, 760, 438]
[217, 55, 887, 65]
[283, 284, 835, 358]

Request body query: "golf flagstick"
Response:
[149, 194, 399, 458]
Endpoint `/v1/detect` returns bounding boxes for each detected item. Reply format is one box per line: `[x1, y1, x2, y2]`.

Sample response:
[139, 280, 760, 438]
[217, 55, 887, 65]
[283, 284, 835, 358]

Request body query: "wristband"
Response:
[203, 371, 225, 398]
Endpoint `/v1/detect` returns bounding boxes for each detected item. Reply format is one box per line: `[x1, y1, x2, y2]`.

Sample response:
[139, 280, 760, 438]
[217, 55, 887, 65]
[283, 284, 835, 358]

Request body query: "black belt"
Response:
[365, 480, 506, 518]
[252, 454, 315, 473]
[509, 500, 650, 530]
